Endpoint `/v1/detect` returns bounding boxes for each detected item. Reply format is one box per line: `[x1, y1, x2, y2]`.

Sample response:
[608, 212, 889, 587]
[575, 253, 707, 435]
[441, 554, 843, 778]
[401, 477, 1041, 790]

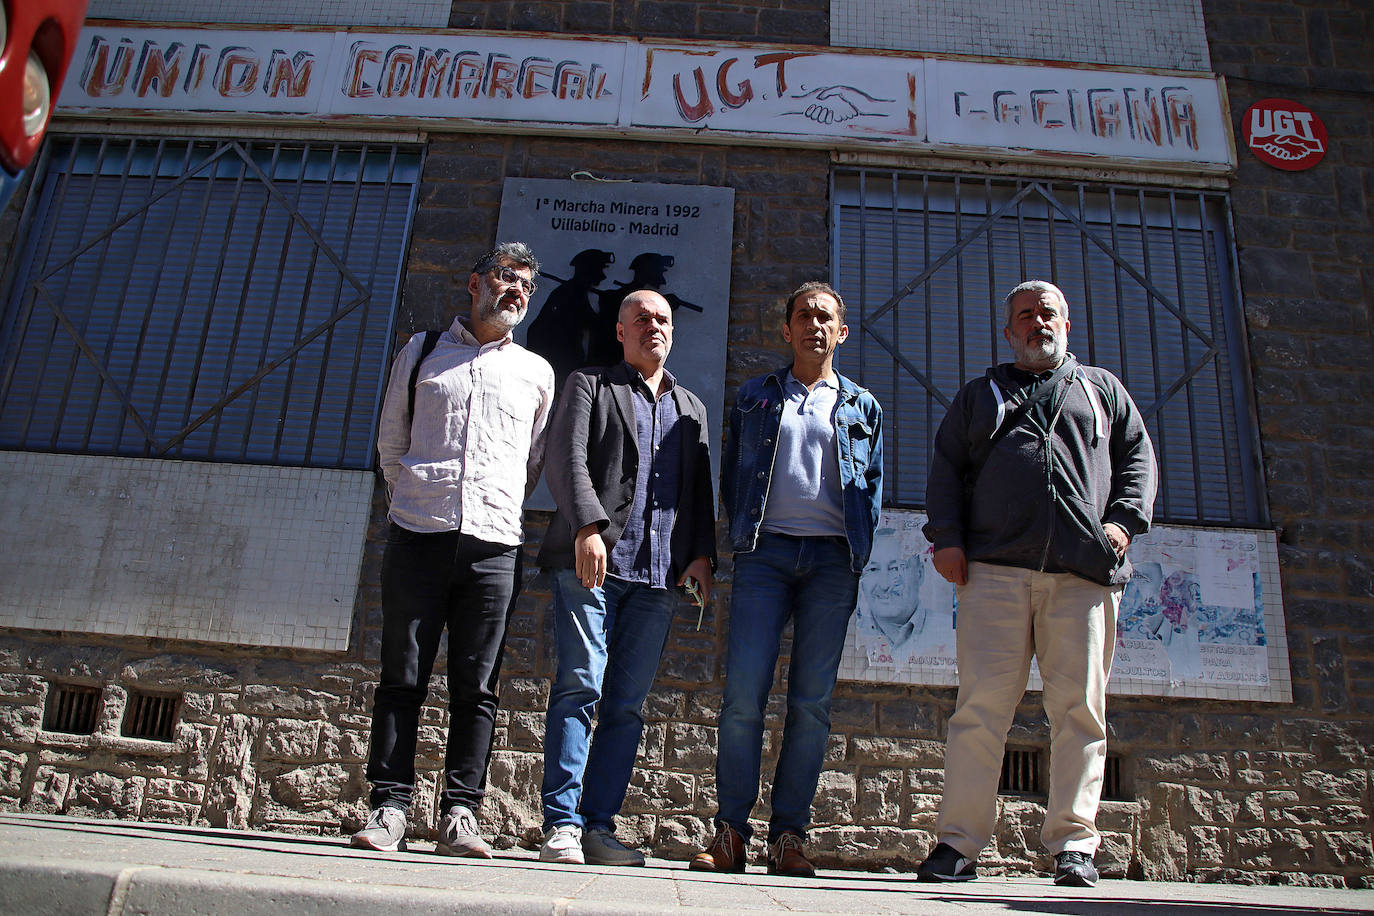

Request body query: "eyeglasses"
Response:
[490, 265, 537, 296]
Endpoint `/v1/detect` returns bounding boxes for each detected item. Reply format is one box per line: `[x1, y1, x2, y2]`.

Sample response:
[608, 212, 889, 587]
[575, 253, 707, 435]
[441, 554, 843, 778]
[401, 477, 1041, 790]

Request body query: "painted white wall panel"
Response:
[832, 0, 1212, 73]
[0, 453, 370, 650]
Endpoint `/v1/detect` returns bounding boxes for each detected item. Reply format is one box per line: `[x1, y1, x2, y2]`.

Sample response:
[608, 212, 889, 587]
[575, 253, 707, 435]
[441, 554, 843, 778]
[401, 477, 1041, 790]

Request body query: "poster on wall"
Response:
[496, 177, 734, 508]
[837, 509, 1292, 702]
[852, 512, 958, 678]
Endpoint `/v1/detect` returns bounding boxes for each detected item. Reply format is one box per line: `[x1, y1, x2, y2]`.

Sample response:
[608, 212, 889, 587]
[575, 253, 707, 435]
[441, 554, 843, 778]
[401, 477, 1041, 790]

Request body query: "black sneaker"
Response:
[916, 842, 977, 882]
[1054, 850, 1098, 887]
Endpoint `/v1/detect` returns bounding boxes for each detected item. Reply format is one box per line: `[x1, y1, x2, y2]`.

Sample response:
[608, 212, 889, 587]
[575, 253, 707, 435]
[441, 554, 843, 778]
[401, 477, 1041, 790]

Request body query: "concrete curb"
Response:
[1, 814, 1371, 916]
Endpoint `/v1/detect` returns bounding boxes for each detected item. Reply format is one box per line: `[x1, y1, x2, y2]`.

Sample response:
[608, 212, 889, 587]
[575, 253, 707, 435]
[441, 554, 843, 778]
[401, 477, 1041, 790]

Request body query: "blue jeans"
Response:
[542, 569, 677, 831]
[714, 533, 860, 842]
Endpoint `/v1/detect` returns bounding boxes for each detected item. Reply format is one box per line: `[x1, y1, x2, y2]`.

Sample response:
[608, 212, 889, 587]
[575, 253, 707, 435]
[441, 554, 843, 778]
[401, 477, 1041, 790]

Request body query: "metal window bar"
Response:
[831, 168, 1267, 527]
[1102, 754, 1126, 801]
[44, 684, 102, 735]
[0, 136, 423, 470]
[999, 747, 1043, 795]
[122, 691, 180, 742]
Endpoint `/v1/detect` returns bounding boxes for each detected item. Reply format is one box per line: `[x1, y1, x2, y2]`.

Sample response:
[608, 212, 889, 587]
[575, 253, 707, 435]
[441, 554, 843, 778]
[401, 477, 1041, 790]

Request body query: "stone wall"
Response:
[0, 0, 1371, 890]
[1179, 0, 1374, 886]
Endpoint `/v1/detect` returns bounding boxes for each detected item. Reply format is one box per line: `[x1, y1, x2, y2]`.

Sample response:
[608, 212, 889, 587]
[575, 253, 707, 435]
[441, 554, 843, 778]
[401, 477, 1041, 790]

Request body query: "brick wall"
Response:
[830, 0, 1212, 72]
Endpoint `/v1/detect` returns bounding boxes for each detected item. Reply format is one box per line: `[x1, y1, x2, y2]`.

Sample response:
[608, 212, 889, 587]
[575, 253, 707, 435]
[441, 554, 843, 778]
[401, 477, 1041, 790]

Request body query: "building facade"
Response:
[0, 0, 1368, 886]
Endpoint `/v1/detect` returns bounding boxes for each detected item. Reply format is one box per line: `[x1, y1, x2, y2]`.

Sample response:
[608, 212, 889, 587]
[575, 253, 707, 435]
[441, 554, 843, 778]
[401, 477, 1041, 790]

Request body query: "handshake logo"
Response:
[1244, 98, 1327, 171]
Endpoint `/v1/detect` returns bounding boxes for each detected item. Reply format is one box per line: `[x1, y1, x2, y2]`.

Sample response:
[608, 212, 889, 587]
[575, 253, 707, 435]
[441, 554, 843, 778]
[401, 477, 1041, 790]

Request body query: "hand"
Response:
[1103, 522, 1130, 558]
[933, 546, 968, 587]
[677, 557, 713, 604]
[796, 85, 871, 124]
[574, 524, 606, 589]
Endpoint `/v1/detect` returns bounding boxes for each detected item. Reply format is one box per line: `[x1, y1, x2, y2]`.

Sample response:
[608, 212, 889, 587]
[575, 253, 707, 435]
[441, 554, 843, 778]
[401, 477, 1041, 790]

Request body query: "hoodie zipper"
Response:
[1036, 369, 1075, 572]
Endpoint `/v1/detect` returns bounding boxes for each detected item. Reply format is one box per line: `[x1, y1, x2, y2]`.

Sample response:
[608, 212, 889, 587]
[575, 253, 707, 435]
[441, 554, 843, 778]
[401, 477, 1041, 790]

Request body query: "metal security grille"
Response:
[0, 136, 422, 469]
[44, 684, 102, 735]
[122, 691, 180, 741]
[832, 169, 1266, 527]
[999, 746, 1044, 795]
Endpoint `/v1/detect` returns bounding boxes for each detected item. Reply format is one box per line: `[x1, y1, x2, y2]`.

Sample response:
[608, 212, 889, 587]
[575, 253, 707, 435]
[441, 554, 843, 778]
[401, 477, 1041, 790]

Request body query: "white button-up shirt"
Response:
[377, 316, 554, 546]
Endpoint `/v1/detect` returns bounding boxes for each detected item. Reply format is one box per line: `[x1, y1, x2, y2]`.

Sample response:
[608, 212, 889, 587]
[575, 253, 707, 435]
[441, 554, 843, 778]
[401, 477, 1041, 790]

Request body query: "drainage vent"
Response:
[1102, 753, 1129, 800]
[999, 746, 1044, 795]
[44, 684, 102, 735]
[122, 691, 180, 742]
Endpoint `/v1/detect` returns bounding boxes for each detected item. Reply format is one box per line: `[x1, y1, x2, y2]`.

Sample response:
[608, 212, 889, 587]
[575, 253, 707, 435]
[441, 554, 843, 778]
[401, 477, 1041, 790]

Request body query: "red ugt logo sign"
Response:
[1244, 99, 1327, 171]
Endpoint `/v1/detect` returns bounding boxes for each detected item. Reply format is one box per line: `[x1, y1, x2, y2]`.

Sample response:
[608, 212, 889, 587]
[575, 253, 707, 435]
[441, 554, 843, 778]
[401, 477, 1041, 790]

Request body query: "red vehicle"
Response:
[1, 0, 89, 204]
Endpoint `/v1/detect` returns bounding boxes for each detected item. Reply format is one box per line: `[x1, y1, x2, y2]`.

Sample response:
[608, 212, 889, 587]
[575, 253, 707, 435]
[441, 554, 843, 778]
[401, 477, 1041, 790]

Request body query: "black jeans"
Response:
[366, 523, 519, 814]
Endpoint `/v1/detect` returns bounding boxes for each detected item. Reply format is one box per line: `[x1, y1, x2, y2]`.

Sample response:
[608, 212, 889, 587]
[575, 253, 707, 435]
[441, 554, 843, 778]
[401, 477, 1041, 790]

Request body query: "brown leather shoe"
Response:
[690, 824, 747, 873]
[767, 832, 815, 878]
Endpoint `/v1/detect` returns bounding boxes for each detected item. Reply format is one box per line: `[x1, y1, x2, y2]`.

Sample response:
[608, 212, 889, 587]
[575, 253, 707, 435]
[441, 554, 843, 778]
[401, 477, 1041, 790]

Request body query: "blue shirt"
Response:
[607, 367, 683, 588]
[760, 372, 847, 538]
[723, 367, 885, 572]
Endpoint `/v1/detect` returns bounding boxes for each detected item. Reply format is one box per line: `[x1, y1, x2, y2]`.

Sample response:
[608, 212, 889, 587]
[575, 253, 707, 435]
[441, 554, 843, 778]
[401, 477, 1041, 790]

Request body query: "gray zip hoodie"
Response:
[923, 356, 1157, 587]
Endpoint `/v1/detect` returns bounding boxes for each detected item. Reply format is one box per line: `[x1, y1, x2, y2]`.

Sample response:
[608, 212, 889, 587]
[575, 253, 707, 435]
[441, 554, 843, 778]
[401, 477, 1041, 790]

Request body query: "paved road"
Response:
[0, 813, 1370, 915]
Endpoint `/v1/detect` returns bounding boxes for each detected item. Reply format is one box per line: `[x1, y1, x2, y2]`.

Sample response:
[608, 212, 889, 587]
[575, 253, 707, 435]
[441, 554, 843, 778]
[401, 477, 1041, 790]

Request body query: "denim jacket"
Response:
[722, 367, 884, 572]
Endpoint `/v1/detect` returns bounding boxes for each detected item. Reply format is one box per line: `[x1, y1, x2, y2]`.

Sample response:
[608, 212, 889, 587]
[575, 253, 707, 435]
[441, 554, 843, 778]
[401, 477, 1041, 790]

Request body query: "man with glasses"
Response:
[351, 242, 555, 857]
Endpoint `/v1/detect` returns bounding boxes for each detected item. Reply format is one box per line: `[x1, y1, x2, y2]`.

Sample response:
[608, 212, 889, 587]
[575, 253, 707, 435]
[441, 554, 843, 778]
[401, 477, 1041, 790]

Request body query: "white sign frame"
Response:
[59, 24, 1236, 170]
[838, 509, 1293, 702]
[496, 177, 735, 510]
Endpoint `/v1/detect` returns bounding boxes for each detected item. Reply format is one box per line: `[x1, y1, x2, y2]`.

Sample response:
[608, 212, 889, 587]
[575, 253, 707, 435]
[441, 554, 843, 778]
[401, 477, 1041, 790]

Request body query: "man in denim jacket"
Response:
[691, 282, 883, 878]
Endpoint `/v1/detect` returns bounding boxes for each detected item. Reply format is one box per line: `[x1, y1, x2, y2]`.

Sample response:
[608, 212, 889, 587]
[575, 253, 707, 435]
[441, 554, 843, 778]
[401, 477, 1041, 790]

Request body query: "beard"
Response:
[478, 290, 526, 330]
[1012, 328, 1067, 371]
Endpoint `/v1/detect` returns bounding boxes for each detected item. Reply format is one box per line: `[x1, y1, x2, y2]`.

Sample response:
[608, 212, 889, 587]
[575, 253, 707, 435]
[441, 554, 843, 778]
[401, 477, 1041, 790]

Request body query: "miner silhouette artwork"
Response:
[527, 250, 702, 395]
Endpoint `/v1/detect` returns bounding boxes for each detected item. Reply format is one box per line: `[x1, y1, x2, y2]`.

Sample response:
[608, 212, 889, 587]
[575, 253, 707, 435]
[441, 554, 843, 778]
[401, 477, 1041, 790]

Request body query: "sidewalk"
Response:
[0, 812, 1369, 915]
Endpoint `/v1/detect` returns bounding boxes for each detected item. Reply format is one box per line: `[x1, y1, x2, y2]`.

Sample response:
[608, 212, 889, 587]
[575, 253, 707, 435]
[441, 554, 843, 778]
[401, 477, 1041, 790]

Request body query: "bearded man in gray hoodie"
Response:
[916, 280, 1157, 889]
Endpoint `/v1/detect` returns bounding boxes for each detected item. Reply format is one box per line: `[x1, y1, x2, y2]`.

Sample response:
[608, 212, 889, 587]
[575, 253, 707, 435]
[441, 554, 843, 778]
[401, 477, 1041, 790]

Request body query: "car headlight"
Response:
[23, 50, 51, 138]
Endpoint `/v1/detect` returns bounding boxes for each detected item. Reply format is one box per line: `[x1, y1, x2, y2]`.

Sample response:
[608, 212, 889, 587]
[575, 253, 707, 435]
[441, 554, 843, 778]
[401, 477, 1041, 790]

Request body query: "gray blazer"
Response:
[536, 362, 717, 581]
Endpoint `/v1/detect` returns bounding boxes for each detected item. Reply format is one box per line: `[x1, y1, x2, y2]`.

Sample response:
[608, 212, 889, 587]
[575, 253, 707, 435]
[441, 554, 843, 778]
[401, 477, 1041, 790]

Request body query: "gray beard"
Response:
[480, 298, 523, 330]
[1014, 333, 1067, 371]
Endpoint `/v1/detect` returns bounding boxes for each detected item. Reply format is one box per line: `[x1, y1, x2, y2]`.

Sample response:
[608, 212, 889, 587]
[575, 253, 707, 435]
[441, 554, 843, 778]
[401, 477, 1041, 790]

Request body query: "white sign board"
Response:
[928, 59, 1232, 164]
[59, 25, 1235, 168]
[67, 27, 626, 123]
[632, 46, 921, 141]
[496, 177, 735, 508]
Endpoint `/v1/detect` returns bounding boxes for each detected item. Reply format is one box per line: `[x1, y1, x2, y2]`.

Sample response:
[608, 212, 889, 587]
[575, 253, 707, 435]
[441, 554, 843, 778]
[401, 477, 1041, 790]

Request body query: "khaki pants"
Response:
[937, 562, 1120, 858]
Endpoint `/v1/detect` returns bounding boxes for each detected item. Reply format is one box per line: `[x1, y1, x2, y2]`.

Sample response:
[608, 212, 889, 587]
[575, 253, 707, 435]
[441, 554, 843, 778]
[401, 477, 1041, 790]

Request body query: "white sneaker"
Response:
[582, 827, 645, 866]
[540, 824, 585, 864]
[350, 806, 408, 852]
[435, 806, 492, 858]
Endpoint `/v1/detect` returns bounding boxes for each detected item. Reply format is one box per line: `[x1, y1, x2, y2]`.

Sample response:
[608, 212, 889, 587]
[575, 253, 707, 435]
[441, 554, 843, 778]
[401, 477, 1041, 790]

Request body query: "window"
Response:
[0, 137, 422, 469]
[832, 168, 1266, 527]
